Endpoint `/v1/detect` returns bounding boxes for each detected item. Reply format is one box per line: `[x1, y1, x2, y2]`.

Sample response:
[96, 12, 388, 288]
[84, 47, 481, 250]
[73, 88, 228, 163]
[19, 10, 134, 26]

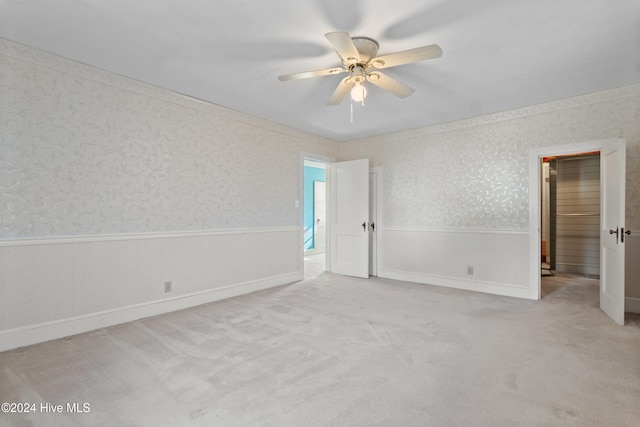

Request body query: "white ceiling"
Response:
[1, 0, 639, 142]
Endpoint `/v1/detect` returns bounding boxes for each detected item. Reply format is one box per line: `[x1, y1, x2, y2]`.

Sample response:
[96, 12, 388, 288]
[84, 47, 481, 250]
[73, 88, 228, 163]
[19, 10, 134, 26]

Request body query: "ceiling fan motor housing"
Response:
[350, 64, 367, 83]
[351, 37, 379, 64]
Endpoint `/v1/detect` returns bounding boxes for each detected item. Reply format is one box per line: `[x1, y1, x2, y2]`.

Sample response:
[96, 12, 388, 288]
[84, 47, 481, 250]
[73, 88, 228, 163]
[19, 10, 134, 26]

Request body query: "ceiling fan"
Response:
[278, 32, 442, 106]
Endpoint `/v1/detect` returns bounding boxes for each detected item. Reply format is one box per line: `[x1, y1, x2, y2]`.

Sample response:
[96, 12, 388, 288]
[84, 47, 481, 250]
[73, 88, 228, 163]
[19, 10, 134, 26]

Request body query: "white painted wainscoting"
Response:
[378, 227, 530, 299]
[0, 227, 302, 352]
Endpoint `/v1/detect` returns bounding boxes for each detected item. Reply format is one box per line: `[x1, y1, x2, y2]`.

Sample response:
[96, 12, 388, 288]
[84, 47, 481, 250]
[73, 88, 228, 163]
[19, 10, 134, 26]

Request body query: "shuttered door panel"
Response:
[556, 155, 600, 276]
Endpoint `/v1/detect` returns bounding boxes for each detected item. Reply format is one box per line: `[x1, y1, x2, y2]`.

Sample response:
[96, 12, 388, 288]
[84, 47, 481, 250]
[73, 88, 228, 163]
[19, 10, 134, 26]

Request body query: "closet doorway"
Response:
[541, 152, 601, 280]
[530, 138, 627, 325]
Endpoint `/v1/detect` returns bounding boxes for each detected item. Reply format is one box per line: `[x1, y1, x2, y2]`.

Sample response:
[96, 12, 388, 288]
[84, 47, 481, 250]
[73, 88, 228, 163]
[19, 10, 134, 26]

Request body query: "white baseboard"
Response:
[626, 297, 640, 314]
[0, 272, 301, 353]
[379, 228, 531, 299]
[379, 269, 531, 299]
[304, 248, 325, 256]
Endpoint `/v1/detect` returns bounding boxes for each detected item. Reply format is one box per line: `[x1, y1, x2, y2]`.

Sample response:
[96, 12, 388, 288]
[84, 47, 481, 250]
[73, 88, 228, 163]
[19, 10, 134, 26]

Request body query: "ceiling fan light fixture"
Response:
[351, 82, 367, 103]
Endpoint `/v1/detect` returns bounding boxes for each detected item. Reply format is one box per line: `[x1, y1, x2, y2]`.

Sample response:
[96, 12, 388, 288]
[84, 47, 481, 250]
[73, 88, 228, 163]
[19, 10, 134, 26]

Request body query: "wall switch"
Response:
[164, 281, 172, 293]
[467, 266, 474, 275]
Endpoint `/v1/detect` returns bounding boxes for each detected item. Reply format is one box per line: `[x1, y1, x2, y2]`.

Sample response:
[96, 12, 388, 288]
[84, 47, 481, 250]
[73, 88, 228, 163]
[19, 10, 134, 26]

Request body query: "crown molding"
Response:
[0, 37, 334, 145]
[344, 84, 640, 145]
[3, 37, 638, 146]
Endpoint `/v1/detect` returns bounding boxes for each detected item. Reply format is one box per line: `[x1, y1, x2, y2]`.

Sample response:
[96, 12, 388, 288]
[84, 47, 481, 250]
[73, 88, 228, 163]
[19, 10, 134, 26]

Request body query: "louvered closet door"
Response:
[555, 154, 600, 276]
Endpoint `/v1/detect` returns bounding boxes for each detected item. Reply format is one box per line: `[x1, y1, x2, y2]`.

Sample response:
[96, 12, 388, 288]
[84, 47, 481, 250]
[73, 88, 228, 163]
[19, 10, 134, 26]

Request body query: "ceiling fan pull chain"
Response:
[350, 101, 354, 124]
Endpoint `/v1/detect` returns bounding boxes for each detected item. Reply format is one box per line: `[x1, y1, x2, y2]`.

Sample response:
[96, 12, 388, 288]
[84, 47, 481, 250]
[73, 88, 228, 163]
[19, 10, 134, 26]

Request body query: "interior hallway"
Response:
[304, 252, 326, 279]
[1, 272, 639, 426]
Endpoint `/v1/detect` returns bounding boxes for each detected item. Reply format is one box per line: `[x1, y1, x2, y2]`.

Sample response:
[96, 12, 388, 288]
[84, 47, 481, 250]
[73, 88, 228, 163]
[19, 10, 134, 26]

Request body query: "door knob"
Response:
[622, 227, 631, 243]
[362, 222, 367, 232]
[609, 227, 619, 244]
[369, 222, 375, 232]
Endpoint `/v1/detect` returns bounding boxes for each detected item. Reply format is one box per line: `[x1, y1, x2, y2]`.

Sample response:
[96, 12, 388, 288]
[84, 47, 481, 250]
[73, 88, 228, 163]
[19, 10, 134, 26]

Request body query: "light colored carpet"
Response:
[304, 252, 326, 279]
[1, 273, 639, 426]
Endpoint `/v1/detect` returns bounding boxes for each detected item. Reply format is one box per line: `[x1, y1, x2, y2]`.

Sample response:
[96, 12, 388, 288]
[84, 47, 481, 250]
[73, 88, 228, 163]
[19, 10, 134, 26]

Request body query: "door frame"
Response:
[528, 138, 624, 300]
[299, 153, 380, 279]
[312, 180, 327, 254]
[300, 152, 335, 275]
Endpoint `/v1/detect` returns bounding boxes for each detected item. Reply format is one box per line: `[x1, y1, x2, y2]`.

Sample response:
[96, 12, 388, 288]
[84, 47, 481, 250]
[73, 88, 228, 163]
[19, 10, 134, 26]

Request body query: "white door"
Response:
[600, 139, 626, 325]
[330, 159, 369, 278]
[369, 172, 378, 276]
[313, 181, 326, 252]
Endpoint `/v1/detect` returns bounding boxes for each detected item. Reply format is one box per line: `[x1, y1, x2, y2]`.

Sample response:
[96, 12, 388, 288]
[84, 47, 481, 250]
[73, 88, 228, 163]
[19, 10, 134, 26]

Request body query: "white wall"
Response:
[0, 39, 338, 351]
[339, 84, 640, 301]
[3, 36, 639, 351]
[0, 228, 301, 351]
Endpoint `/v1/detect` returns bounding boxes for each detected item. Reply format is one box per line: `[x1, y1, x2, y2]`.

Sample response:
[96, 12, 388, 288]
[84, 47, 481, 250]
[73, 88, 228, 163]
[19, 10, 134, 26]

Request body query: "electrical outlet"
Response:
[164, 281, 172, 293]
[467, 266, 474, 275]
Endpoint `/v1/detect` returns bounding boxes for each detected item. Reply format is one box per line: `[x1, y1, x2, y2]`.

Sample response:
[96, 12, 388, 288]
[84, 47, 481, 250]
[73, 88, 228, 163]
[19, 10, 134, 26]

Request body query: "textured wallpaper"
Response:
[2, 37, 639, 238]
[0, 39, 337, 238]
[340, 85, 640, 231]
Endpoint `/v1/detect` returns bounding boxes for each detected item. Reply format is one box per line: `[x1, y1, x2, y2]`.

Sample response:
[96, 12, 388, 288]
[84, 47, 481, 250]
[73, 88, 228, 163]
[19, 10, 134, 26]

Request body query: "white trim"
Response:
[382, 226, 527, 235]
[377, 227, 529, 298]
[3, 37, 639, 147]
[381, 269, 530, 299]
[347, 84, 640, 145]
[0, 226, 301, 247]
[370, 167, 382, 277]
[304, 248, 325, 256]
[304, 160, 327, 169]
[300, 152, 336, 276]
[0, 38, 334, 145]
[626, 297, 640, 314]
[0, 272, 300, 353]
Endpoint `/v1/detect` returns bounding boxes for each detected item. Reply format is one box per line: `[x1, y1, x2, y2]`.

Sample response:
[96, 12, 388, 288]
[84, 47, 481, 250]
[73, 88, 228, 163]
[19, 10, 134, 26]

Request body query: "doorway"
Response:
[301, 155, 378, 280]
[529, 138, 627, 325]
[540, 152, 601, 282]
[303, 157, 329, 278]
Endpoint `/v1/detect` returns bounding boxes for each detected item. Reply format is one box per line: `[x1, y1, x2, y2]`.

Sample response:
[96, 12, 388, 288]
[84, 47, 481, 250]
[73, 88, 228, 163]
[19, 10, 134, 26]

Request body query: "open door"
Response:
[600, 140, 626, 325]
[369, 171, 378, 277]
[329, 159, 369, 278]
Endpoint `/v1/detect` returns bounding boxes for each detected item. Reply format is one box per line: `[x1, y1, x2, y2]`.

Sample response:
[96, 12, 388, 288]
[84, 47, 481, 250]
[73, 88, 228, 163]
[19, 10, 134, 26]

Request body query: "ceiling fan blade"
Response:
[278, 67, 345, 81]
[367, 72, 414, 98]
[325, 32, 361, 64]
[369, 44, 442, 69]
[327, 77, 353, 105]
